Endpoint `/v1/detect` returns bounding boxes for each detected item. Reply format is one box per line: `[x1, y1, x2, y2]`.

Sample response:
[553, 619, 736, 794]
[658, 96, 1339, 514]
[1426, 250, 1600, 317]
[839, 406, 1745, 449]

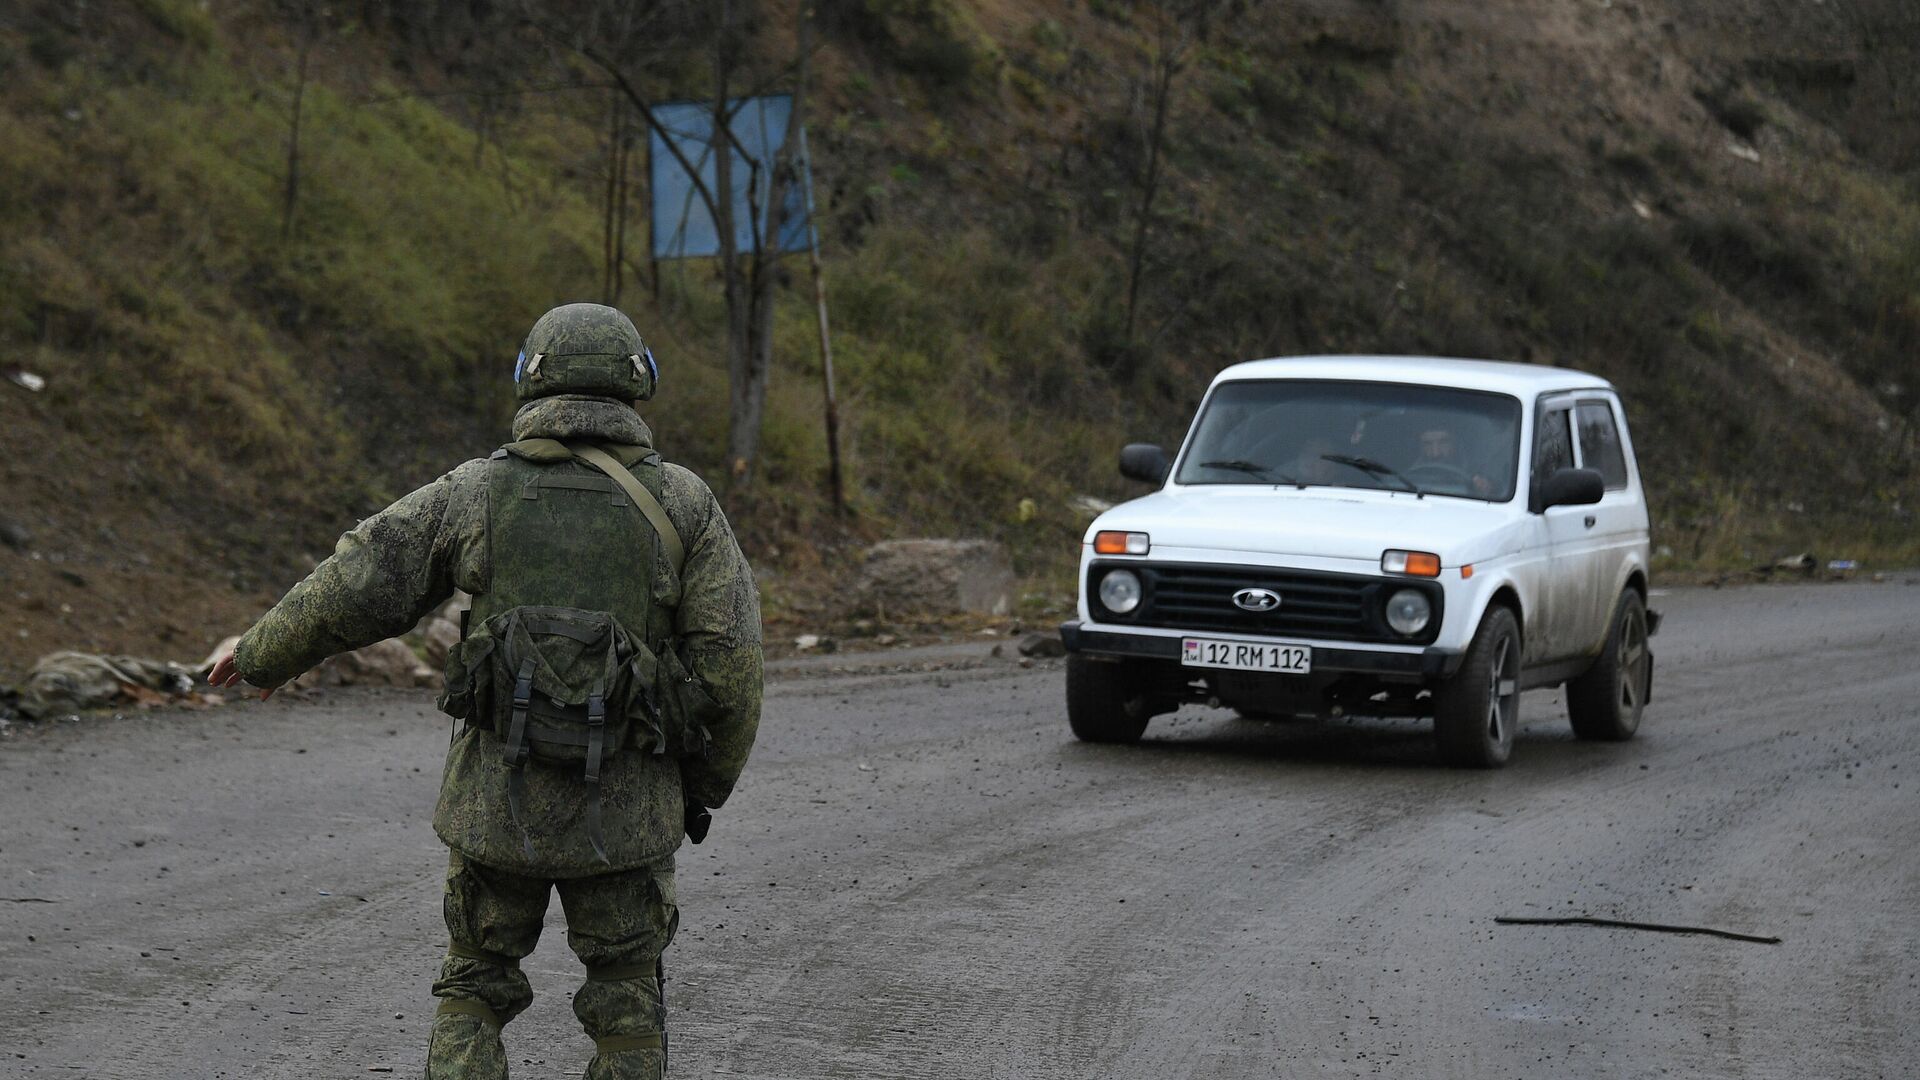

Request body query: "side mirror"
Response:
[1119, 443, 1172, 485]
[1534, 467, 1605, 512]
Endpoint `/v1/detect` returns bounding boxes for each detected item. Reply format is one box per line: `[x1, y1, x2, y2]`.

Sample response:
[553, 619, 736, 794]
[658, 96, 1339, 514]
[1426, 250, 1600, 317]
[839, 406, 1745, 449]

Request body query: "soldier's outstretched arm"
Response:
[662, 465, 765, 812]
[220, 461, 487, 693]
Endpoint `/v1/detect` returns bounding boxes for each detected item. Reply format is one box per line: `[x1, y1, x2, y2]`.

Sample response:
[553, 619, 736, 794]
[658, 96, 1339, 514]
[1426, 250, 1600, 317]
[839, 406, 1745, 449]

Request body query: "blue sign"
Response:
[650, 94, 813, 259]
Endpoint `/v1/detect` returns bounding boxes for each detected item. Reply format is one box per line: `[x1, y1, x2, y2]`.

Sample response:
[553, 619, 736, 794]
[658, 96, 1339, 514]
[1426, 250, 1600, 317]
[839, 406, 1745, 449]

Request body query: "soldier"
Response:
[207, 303, 763, 1079]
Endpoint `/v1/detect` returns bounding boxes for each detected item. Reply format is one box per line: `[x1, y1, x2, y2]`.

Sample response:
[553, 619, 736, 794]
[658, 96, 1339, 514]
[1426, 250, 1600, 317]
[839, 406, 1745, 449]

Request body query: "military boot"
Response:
[425, 1008, 509, 1080]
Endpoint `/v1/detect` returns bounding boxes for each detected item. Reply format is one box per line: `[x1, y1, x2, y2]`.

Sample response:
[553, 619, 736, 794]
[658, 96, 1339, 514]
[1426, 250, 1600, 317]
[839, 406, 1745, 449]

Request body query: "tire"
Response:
[1433, 605, 1521, 768]
[1066, 654, 1153, 744]
[1565, 589, 1651, 741]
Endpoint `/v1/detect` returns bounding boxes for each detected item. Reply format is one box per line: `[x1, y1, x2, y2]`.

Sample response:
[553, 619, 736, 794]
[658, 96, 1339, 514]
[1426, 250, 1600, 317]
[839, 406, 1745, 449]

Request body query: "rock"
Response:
[855, 539, 1014, 617]
[432, 590, 472, 624]
[19, 651, 196, 720]
[295, 638, 435, 689]
[794, 633, 821, 651]
[0, 517, 29, 550]
[1016, 632, 1067, 658]
[406, 591, 468, 667]
[1068, 494, 1114, 519]
[419, 617, 461, 667]
[5, 370, 46, 392]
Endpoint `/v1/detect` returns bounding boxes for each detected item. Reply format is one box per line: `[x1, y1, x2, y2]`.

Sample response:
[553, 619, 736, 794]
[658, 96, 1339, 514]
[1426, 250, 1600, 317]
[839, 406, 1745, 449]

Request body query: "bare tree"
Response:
[280, 2, 325, 243]
[536, 0, 815, 486]
[728, 2, 815, 484]
[1124, 1, 1224, 344]
[600, 86, 635, 304]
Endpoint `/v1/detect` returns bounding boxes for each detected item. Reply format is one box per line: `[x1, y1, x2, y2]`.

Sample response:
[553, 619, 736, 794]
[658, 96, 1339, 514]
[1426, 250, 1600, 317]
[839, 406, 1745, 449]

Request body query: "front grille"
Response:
[1090, 561, 1441, 645]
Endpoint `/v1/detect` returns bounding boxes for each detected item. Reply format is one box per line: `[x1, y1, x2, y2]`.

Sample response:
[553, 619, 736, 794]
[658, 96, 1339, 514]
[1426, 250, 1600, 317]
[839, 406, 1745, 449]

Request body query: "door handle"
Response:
[1583, 515, 1597, 529]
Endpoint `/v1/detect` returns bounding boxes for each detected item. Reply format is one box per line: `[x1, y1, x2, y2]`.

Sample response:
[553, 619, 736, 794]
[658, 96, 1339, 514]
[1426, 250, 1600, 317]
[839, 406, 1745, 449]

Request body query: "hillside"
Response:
[1, 0, 1916, 679]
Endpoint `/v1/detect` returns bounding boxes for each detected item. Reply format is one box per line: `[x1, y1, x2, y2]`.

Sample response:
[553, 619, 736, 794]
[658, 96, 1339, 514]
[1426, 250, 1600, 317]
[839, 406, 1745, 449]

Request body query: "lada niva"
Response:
[1060, 356, 1658, 767]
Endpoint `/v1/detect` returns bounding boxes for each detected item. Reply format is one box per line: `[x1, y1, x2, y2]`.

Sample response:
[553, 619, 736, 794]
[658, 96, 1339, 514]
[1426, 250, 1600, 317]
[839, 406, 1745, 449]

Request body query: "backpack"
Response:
[437, 438, 714, 863]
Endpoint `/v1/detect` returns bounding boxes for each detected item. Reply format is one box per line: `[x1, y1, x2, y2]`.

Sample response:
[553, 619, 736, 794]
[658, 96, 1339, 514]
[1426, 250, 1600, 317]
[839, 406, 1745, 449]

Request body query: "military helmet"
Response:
[514, 303, 657, 402]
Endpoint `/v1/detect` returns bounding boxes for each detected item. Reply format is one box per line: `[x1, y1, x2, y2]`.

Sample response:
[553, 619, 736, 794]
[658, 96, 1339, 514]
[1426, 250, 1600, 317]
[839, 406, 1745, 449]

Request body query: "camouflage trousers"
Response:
[427, 850, 679, 1080]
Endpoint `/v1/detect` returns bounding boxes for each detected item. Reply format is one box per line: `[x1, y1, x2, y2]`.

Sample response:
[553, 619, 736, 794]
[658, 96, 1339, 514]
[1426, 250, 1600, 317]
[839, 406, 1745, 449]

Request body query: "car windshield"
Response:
[1175, 379, 1523, 501]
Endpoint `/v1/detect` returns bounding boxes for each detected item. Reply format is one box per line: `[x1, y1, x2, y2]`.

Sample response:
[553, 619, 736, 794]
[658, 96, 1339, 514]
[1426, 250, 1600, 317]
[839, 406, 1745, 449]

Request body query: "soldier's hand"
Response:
[206, 651, 279, 701]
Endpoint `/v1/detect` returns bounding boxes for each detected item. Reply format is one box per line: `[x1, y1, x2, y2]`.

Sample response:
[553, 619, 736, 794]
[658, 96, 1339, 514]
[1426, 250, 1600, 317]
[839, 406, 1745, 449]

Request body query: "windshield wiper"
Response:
[1321, 453, 1424, 498]
[1196, 459, 1304, 488]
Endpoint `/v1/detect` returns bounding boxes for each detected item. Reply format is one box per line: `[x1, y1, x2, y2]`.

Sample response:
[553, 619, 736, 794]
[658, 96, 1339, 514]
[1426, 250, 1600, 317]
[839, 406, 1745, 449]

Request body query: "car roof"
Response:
[1212, 355, 1614, 397]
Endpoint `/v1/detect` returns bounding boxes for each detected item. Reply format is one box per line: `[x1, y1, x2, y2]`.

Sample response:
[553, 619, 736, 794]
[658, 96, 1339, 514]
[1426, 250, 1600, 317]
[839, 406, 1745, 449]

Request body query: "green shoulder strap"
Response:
[566, 441, 687, 575]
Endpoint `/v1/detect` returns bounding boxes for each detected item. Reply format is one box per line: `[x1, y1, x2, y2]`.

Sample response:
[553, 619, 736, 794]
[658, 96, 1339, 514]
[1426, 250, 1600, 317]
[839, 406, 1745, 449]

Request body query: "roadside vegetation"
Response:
[1, 0, 1916, 676]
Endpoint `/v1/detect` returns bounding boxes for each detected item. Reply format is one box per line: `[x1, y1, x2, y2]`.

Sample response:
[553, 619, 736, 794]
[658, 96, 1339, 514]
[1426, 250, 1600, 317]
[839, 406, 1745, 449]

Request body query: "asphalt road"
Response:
[3, 580, 1917, 1079]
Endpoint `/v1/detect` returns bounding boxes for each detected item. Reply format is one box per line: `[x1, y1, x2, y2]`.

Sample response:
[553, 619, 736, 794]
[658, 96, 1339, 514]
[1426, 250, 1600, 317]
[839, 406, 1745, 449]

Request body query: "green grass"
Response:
[2, 0, 1918, 644]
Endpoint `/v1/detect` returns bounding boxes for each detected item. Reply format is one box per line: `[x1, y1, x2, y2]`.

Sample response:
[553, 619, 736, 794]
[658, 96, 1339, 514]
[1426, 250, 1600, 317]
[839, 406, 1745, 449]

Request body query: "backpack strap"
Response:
[583, 681, 609, 865]
[503, 653, 538, 861]
[565, 441, 687, 575]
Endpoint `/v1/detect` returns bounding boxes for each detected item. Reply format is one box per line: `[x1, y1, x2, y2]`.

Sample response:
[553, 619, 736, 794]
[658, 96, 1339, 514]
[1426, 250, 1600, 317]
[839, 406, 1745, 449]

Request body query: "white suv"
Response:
[1061, 356, 1657, 767]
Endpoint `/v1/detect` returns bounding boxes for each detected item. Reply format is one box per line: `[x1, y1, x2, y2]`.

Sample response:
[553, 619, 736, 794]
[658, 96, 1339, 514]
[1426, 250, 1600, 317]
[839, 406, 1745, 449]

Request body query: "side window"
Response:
[1575, 401, 1629, 490]
[1532, 407, 1573, 491]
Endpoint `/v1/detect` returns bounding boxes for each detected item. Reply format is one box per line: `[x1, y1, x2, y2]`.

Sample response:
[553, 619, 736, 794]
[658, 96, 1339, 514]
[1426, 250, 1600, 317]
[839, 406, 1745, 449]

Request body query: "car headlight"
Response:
[1385, 588, 1432, 636]
[1098, 569, 1143, 615]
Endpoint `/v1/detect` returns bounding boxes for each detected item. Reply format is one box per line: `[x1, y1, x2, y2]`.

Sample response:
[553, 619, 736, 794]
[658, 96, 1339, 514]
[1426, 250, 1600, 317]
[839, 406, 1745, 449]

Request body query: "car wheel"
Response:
[1433, 605, 1521, 768]
[1566, 589, 1650, 741]
[1066, 654, 1153, 744]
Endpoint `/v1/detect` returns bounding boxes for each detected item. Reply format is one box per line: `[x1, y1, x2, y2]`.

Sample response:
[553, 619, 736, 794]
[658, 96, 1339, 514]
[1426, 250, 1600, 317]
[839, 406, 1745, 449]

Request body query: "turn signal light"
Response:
[1382, 549, 1442, 577]
[1094, 530, 1151, 555]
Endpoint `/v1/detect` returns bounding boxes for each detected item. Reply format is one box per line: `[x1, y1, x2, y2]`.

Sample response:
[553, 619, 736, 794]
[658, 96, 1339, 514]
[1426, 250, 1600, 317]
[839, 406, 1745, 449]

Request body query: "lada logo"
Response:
[1232, 588, 1282, 612]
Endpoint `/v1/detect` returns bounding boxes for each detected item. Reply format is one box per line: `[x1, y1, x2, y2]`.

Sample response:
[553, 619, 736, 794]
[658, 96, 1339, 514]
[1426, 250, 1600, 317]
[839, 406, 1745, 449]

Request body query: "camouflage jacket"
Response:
[232, 396, 763, 876]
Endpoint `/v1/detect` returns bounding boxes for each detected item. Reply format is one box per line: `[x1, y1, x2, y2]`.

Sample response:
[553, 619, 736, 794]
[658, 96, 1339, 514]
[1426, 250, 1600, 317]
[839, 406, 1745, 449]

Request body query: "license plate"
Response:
[1181, 637, 1312, 674]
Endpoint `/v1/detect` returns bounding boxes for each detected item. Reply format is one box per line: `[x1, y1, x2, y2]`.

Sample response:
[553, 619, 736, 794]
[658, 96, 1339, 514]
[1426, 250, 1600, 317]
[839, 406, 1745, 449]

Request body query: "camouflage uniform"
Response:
[232, 306, 762, 1079]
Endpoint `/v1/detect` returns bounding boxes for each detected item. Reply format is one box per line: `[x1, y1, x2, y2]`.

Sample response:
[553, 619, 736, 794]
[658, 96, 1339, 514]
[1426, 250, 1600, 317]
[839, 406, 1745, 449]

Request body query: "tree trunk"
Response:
[714, 2, 758, 483]
[281, 29, 313, 244]
[1124, 30, 1181, 344]
[726, 4, 815, 488]
[612, 114, 630, 304]
[602, 88, 621, 303]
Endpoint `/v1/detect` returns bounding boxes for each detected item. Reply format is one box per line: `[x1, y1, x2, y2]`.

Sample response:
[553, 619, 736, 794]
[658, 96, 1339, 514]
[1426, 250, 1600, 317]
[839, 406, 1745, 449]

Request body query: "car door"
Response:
[1567, 395, 1649, 655]
[1531, 396, 1599, 662]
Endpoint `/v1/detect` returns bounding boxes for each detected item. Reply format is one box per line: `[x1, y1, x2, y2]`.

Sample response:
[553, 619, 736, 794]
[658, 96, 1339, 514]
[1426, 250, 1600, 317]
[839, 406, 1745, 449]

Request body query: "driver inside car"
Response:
[1414, 426, 1495, 496]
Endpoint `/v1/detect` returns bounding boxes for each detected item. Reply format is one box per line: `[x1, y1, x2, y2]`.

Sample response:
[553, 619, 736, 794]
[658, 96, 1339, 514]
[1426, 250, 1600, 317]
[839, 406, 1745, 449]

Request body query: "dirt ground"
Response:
[2, 579, 1917, 1078]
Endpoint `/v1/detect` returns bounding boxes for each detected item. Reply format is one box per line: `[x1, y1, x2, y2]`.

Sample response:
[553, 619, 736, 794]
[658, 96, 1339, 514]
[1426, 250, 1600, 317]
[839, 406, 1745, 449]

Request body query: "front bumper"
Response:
[1060, 620, 1466, 679]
